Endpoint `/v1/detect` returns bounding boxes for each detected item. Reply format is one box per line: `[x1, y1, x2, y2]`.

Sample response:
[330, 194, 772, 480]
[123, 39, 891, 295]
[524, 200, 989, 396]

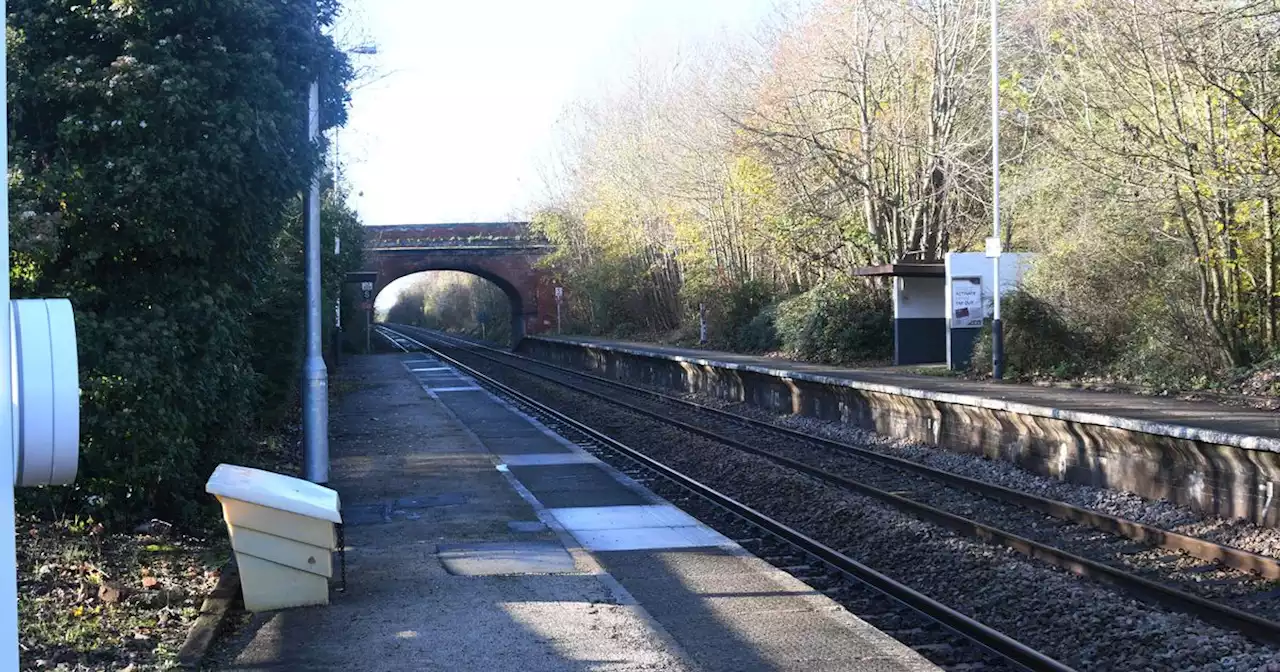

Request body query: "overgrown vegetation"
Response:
[9, 0, 363, 526]
[530, 0, 1280, 391]
[380, 271, 514, 344]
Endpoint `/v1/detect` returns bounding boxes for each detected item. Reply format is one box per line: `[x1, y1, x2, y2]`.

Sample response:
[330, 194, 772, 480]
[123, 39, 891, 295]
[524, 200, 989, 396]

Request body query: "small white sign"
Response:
[985, 236, 1002, 258]
[554, 286, 564, 300]
[360, 281, 374, 291]
[951, 278, 985, 328]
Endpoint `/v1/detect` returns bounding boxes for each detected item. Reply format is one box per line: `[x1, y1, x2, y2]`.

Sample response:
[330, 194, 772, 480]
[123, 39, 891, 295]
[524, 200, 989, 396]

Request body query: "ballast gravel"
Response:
[695, 395, 1280, 561]
[459, 354, 1280, 672]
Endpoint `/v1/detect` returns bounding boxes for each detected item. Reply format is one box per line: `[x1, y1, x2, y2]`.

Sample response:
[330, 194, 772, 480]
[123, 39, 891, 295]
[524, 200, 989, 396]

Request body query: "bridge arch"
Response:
[362, 223, 557, 345]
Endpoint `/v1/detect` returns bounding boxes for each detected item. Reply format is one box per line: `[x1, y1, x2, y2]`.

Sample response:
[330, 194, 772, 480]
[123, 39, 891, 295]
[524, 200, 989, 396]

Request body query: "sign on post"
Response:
[554, 287, 563, 333]
[951, 277, 985, 328]
[984, 236, 1002, 258]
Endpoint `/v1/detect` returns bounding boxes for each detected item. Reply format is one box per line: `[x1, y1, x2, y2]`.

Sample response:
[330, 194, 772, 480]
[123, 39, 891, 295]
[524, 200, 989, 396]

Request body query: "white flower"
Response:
[106, 161, 114, 169]
[20, 211, 36, 219]
[139, 121, 147, 129]
[111, 120, 122, 127]
[74, 67, 82, 75]
[92, 124, 99, 131]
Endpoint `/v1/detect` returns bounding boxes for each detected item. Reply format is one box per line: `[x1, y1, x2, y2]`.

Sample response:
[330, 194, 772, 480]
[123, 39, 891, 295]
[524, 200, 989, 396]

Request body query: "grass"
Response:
[896, 365, 963, 378]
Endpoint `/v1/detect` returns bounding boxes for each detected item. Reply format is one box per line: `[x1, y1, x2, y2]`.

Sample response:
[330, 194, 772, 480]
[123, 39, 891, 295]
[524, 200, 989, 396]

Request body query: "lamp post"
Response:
[989, 0, 1005, 380]
[302, 72, 329, 484]
[303, 39, 377, 484]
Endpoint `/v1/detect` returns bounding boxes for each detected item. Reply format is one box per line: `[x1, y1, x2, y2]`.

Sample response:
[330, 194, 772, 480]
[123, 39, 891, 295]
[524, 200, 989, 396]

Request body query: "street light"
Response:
[989, 0, 1005, 380]
[303, 38, 378, 484]
[302, 69, 328, 483]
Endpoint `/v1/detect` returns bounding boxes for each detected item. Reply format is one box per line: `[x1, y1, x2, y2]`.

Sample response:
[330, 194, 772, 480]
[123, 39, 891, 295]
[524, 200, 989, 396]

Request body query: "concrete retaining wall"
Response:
[517, 337, 1280, 527]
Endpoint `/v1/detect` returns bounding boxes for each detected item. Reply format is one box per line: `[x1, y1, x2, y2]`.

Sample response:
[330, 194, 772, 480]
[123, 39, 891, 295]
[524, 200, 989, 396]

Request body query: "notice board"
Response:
[951, 277, 984, 328]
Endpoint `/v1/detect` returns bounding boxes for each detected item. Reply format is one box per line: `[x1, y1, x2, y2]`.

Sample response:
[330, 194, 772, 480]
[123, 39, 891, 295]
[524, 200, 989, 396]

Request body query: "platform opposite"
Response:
[520, 335, 1280, 527]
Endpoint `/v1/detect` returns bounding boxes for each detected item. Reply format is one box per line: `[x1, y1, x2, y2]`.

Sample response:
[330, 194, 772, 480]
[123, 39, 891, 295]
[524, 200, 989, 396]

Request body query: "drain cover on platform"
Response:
[436, 541, 576, 576]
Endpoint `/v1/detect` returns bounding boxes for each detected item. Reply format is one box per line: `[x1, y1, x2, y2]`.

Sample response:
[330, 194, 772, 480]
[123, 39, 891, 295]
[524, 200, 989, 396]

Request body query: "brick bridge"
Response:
[361, 222, 557, 342]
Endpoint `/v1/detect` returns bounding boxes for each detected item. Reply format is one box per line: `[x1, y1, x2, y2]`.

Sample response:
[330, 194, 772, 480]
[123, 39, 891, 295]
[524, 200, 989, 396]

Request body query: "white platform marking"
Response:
[547, 505, 733, 551]
[500, 453, 601, 467]
[570, 526, 733, 552]
[410, 367, 452, 372]
[548, 505, 700, 530]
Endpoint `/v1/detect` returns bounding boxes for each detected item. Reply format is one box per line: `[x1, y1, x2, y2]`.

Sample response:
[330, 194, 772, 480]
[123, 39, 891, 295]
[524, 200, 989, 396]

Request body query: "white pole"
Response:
[990, 0, 1005, 379]
[0, 0, 19, 664]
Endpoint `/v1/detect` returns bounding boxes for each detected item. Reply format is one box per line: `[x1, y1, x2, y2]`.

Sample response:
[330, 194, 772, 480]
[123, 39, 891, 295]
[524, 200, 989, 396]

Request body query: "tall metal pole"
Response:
[990, 0, 1005, 380]
[303, 76, 330, 483]
[0, 2, 21, 664]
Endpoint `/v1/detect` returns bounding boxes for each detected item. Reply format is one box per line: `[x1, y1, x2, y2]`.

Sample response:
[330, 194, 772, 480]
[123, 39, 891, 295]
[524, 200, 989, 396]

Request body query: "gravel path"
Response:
[435, 342, 1280, 672]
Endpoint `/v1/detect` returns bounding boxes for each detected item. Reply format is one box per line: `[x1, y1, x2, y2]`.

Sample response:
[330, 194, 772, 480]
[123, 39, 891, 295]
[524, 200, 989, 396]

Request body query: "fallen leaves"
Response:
[17, 514, 230, 671]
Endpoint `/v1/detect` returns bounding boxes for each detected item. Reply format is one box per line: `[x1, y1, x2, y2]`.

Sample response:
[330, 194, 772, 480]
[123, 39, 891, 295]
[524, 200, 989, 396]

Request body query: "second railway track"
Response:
[380, 324, 1280, 670]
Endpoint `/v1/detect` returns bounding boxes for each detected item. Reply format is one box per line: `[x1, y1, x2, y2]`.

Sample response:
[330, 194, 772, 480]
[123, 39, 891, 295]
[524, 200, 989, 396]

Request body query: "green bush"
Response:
[736, 305, 781, 351]
[774, 283, 891, 363]
[722, 279, 777, 349]
[970, 289, 1099, 378]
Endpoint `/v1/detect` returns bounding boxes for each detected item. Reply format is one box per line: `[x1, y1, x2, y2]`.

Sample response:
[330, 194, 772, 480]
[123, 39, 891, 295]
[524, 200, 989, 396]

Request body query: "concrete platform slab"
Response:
[572, 527, 735, 552]
[595, 547, 939, 672]
[549, 504, 702, 530]
[214, 350, 939, 672]
[547, 505, 734, 551]
[508, 463, 650, 508]
[501, 453, 600, 466]
[211, 354, 697, 672]
[437, 541, 578, 576]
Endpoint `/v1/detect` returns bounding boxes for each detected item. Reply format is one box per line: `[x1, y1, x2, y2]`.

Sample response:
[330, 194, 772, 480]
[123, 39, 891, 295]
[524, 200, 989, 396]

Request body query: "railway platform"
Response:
[525, 335, 1280, 442]
[519, 335, 1280, 527]
[210, 353, 940, 672]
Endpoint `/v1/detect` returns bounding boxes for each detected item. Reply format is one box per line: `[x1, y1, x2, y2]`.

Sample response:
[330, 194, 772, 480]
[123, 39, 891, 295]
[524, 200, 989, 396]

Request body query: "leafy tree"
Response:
[8, 0, 356, 523]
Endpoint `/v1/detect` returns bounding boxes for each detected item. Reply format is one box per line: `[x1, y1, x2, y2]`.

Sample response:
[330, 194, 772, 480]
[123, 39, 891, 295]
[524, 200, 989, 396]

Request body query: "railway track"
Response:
[377, 325, 1073, 672]
[382, 325, 1280, 640]
[378, 325, 1280, 669]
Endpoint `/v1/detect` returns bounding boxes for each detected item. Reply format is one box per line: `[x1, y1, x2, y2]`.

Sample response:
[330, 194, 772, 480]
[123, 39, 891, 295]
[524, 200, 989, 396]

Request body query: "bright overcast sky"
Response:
[334, 0, 778, 226]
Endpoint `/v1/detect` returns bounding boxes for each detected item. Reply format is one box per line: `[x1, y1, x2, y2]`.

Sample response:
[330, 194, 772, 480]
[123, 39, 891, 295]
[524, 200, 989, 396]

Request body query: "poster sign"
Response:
[951, 277, 984, 328]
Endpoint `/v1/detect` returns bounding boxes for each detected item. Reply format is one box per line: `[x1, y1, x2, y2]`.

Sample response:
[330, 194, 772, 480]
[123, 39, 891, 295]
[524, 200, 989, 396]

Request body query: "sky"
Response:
[334, 0, 778, 227]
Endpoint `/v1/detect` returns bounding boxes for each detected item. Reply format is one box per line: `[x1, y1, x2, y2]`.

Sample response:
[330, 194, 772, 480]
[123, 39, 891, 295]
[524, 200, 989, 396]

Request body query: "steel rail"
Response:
[406, 326, 1280, 581]
[385, 325, 1280, 646]
[377, 326, 1076, 672]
